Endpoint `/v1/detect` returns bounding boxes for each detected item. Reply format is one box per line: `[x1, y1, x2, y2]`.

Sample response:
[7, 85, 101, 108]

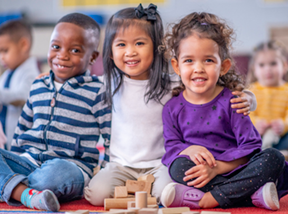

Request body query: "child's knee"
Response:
[28, 159, 84, 194]
[84, 182, 112, 206]
[263, 148, 285, 166]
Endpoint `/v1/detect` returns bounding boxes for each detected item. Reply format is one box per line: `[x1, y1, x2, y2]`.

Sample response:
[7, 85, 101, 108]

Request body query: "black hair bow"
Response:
[135, 3, 157, 21]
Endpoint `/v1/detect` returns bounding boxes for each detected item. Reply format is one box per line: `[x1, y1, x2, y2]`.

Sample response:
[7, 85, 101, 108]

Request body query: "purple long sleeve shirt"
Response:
[162, 88, 262, 176]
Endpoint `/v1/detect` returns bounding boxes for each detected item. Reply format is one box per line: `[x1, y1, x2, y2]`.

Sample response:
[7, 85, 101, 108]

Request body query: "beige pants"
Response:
[84, 162, 173, 206]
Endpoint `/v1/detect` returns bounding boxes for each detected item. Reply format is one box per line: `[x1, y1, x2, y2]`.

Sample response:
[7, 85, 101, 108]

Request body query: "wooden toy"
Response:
[104, 197, 157, 210]
[115, 186, 128, 198]
[158, 207, 190, 214]
[137, 174, 155, 183]
[126, 180, 146, 194]
[138, 208, 158, 214]
[127, 201, 136, 208]
[109, 209, 137, 214]
[135, 191, 147, 209]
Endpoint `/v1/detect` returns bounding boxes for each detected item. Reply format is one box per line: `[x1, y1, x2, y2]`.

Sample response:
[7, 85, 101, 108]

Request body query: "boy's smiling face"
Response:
[48, 22, 98, 83]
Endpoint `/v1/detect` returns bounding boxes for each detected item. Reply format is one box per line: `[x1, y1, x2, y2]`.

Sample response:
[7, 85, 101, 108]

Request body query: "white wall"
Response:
[0, 0, 287, 55]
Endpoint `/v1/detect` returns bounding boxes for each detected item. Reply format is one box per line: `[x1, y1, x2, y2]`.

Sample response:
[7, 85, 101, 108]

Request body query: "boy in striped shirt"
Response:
[0, 13, 111, 212]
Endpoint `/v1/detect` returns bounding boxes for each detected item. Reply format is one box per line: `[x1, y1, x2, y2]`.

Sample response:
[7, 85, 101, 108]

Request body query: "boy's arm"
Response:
[10, 96, 34, 153]
[92, 84, 111, 168]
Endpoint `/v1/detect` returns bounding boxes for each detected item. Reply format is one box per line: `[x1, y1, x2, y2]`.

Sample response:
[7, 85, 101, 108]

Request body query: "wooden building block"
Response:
[109, 209, 136, 214]
[200, 212, 231, 214]
[159, 207, 190, 214]
[126, 180, 146, 193]
[127, 201, 136, 208]
[138, 208, 158, 214]
[65, 210, 89, 214]
[135, 191, 147, 209]
[137, 175, 155, 183]
[115, 186, 128, 198]
[104, 197, 157, 211]
[128, 208, 140, 214]
[147, 204, 158, 208]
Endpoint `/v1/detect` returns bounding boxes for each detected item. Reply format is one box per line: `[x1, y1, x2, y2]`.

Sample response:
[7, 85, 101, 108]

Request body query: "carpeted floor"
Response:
[0, 195, 288, 214]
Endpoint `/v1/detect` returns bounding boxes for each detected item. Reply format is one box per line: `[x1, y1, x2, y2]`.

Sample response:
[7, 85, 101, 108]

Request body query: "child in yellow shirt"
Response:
[248, 40, 288, 152]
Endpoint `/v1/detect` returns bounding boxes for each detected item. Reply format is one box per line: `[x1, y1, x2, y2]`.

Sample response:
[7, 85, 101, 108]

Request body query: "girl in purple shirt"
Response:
[161, 12, 288, 210]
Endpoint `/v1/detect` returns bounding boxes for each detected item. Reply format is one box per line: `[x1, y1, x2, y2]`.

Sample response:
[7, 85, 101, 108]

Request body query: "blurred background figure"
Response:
[247, 41, 288, 158]
[0, 19, 39, 150]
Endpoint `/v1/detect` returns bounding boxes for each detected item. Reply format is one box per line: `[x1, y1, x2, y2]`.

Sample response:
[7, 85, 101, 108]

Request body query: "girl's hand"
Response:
[255, 119, 270, 135]
[36, 72, 49, 79]
[230, 91, 250, 115]
[271, 119, 285, 135]
[183, 164, 217, 188]
[179, 145, 216, 168]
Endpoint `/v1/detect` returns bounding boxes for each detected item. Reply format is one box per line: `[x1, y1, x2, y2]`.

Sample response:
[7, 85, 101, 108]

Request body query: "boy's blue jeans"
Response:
[0, 149, 84, 206]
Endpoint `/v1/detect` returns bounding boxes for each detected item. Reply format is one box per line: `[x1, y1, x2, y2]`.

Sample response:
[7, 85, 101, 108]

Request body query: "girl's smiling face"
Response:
[111, 25, 154, 80]
[171, 34, 231, 104]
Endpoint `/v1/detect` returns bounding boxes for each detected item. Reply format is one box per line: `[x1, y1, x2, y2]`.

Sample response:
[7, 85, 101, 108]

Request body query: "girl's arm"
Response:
[183, 156, 248, 188]
[162, 104, 190, 167]
[231, 90, 257, 115]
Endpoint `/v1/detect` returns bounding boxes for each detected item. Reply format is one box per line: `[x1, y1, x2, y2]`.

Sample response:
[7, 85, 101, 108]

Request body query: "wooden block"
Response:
[159, 207, 190, 214]
[137, 175, 155, 183]
[200, 212, 231, 214]
[182, 212, 200, 214]
[109, 209, 136, 214]
[65, 210, 89, 214]
[126, 180, 146, 193]
[115, 186, 128, 198]
[135, 191, 147, 209]
[128, 208, 140, 214]
[104, 197, 157, 211]
[147, 204, 158, 208]
[138, 208, 158, 214]
[127, 201, 136, 208]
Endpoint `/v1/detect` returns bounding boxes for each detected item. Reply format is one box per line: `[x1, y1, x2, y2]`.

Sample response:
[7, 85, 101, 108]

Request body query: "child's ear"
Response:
[19, 37, 30, 53]
[171, 58, 181, 76]
[89, 51, 99, 65]
[220, 59, 232, 76]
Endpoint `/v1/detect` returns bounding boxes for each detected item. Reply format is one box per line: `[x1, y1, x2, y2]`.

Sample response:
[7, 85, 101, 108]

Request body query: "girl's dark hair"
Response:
[246, 40, 288, 85]
[103, 4, 170, 106]
[164, 12, 245, 96]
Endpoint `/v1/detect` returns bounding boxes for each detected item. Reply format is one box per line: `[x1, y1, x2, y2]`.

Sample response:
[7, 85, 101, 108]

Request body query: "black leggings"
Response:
[169, 148, 285, 208]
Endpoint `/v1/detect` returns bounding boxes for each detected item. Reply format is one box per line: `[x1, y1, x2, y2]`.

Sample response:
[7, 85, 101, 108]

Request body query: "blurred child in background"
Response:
[247, 41, 288, 154]
[0, 19, 39, 150]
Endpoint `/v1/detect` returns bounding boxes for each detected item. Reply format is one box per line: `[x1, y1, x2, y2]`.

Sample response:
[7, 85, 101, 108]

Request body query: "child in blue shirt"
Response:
[0, 13, 111, 212]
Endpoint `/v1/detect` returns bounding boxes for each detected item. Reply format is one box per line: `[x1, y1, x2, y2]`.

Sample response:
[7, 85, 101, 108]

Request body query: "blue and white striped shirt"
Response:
[11, 71, 111, 178]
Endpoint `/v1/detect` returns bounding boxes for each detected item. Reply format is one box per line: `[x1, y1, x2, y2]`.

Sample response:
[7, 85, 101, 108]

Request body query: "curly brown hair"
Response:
[163, 12, 245, 96]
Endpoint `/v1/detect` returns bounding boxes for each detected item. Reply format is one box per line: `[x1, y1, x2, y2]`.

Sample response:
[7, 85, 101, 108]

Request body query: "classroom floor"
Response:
[1, 195, 288, 214]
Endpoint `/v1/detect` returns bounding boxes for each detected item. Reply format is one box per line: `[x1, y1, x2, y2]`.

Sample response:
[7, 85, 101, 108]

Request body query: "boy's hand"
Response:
[255, 119, 270, 135]
[183, 164, 217, 188]
[271, 119, 285, 135]
[230, 91, 250, 115]
[179, 145, 216, 168]
[36, 72, 49, 79]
